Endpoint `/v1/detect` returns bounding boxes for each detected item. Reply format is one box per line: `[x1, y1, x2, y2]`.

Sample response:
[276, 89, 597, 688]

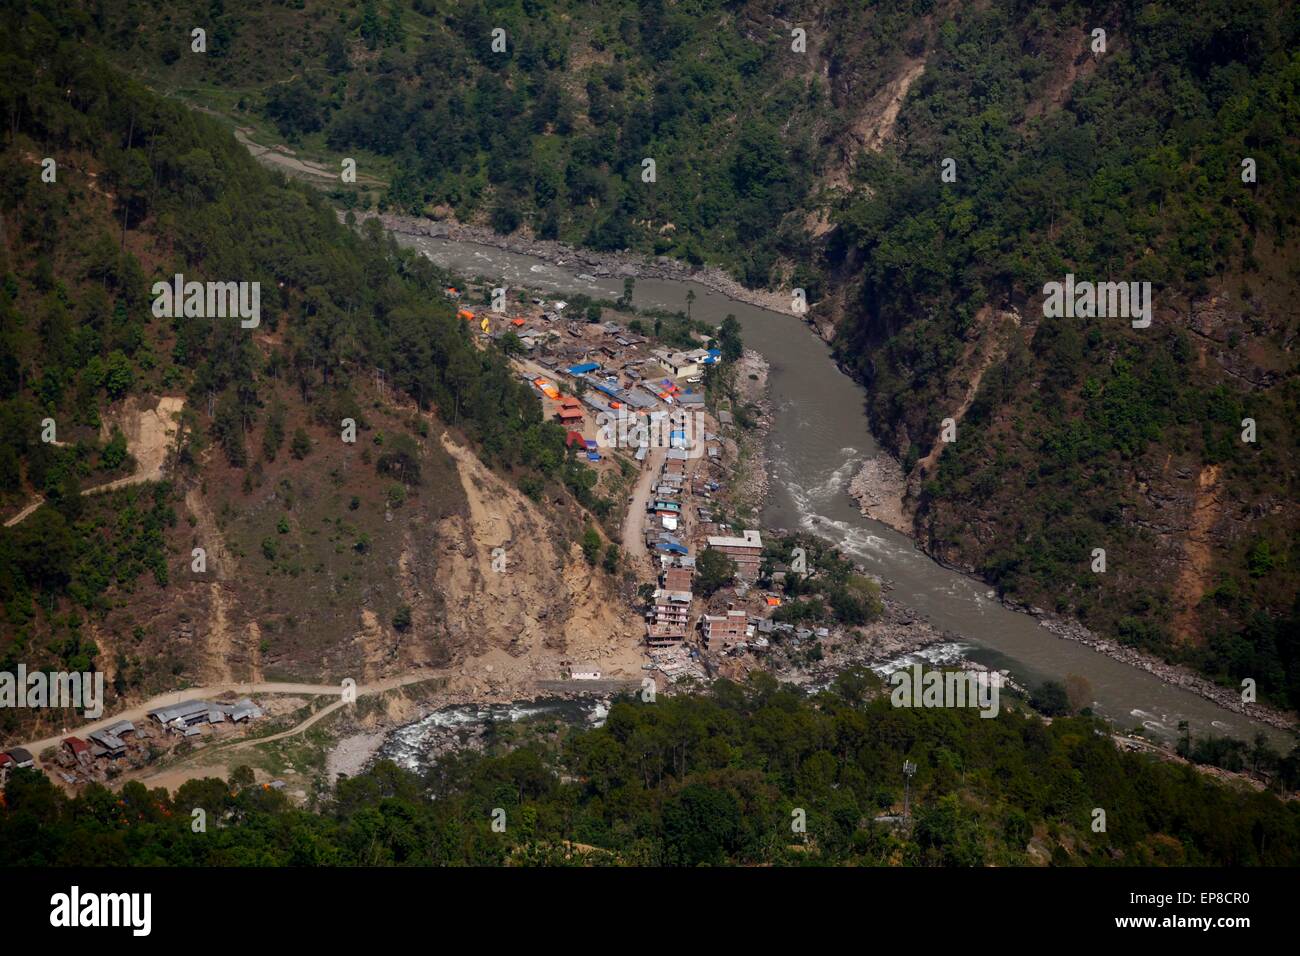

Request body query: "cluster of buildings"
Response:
[487, 297, 722, 441]
[0, 696, 268, 789]
[641, 429, 767, 655]
[146, 698, 264, 734]
[471, 283, 797, 679]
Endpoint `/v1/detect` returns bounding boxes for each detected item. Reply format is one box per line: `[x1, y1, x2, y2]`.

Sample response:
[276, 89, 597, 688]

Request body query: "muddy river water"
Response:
[399, 233, 1292, 749]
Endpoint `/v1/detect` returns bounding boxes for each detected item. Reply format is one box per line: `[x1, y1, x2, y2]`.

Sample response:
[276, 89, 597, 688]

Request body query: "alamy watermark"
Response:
[1042, 274, 1151, 328]
[50, 886, 151, 936]
[152, 273, 260, 328]
[0, 665, 105, 718]
[889, 664, 1002, 718]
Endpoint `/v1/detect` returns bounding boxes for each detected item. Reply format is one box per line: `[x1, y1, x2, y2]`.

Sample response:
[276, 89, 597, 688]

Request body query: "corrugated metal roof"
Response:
[147, 699, 214, 723]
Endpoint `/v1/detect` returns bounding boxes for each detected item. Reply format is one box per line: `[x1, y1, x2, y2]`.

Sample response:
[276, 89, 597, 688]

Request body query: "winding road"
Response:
[11, 671, 441, 764]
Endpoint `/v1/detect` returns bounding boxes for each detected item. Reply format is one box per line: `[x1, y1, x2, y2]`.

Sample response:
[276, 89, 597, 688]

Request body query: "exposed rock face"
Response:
[848, 454, 910, 535]
[433, 434, 644, 701]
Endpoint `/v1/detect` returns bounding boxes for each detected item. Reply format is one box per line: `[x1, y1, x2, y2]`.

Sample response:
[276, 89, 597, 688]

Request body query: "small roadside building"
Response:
[147, 699, 216, 730]
[651, 349, 702, 380]
[227, 700, 263, 722]
[63, 737, 92, 765]
[87, 728, 127, 759]
[5, 747, 34, 769]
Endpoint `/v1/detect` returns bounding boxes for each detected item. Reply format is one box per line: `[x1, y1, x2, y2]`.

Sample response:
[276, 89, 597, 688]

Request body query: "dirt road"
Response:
[622, 446, 666, 562]
[3, 397, 184, 527]
[11, 671, 440, 761]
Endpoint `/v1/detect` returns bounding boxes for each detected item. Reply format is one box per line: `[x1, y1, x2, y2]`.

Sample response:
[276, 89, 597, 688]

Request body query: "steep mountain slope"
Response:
[0, 9, 631, 743]
[69, 0, 935, 288]
[828, 0, 1300, 706]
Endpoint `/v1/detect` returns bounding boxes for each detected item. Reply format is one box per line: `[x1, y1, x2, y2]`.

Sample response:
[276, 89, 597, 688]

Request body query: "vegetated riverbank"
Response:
[1035, 614, 1294, 733]
[847, 453, 1296, 734]
[352, 211, 796, 316]
[357, 210, 1297, 742]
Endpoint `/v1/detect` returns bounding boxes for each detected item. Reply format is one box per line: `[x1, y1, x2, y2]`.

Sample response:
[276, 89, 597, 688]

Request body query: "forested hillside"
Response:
[4, 675, 1299, 866]
[0, 5, 603, 735]
[65, 0, 929, 288]
[59, 0, 1300, 706]
[828, 0, 1300, 708]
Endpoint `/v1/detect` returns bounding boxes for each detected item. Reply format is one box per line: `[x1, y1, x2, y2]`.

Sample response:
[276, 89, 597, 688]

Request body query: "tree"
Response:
[602, 543, 620, 574]
[662, 782, 741, 866]
[696, 548, 736, 596]
[1030, 681, 1071, 717]
[103, 350, 134, 399]
[1064, 674, 1093, 713]
[718, 314, 743, 362]
[262, 401, 286, 462]
[376, 432, 421, 485]
[101, 427, 128, 470]
[581, 526, 602, 565]
[290, 428, 312, 460]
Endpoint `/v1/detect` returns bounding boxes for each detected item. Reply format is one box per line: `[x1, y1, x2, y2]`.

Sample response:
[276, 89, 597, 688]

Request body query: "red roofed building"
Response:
[63, 737, 91, 765]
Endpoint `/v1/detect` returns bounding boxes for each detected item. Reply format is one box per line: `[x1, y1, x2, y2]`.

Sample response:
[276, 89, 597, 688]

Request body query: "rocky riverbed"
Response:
[727, 348, 772, 517]
[1033, 612, 1295, 733]
[352, 211, 798, 316]
[848, 453, 911, 535]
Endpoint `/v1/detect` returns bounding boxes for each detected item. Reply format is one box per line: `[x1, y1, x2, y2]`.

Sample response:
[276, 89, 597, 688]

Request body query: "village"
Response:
[0, 696, 270, 791]
[445, 281, 854, 692]
[0, 281, 920, 799]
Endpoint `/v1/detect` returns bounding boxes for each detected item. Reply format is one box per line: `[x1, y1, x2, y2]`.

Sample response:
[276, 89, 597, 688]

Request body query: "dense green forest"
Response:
[0, 6, 596, 686]
[65, 0, 915, 288]
[829, 0, 1300, 707]
[4, 675, 1299, 866]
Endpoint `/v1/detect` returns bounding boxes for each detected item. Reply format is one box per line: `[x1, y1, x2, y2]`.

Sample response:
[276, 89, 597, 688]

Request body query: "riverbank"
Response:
[727, 348, 772, 519]
[352, 211, 797, 316]
[764, 595, 971, 689]
[1034, 613, 1295, 733]
[910, 547, 1299, 734]
[364, 210, 1298, 746]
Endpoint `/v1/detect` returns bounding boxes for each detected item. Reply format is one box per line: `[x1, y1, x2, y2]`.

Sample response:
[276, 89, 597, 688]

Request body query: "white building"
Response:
[651, 349, 702, 379]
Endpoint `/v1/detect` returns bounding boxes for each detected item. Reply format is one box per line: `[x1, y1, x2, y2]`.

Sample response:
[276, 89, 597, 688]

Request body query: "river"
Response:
[397, 233, 1293, 750]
